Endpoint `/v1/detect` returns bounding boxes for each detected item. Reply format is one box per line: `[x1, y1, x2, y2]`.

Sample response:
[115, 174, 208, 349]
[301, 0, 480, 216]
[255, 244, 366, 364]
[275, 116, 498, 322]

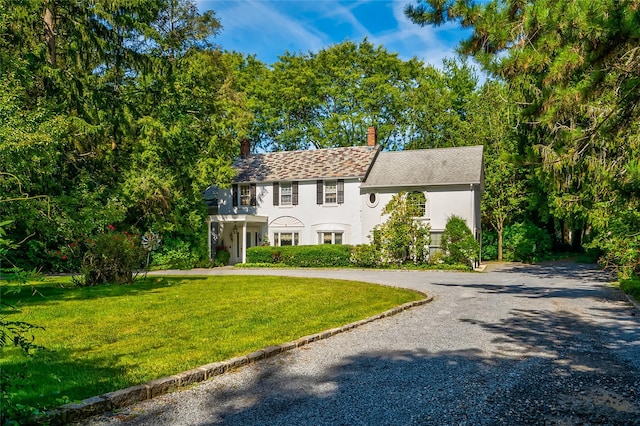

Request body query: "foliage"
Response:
[369, 192, 432, 266]
[76, 228, 146, 286]
[405, 0, 640, 272]
[504, 223, 553, 263]
[589, 206, 640, 277]
[440, 215, 479, 267]
[151, 239, 198, 270]
[350, 244, 381, 268]
[481, 231, 499, 262]
[1, 275, 421, 412]
[229, 39, 485, 152]
[213, 247, 231, 267]
[483, 223, 554, 263]
[246, 245, 352, 267]
[476, 82, 526, 260]
[618, 275, 640, 302]
[0, 0, 246, 272]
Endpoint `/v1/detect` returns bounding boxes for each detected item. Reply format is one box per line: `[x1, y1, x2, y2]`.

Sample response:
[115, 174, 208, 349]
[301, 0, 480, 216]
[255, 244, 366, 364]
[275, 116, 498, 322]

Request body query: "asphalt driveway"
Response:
[86, 262, 640, 425]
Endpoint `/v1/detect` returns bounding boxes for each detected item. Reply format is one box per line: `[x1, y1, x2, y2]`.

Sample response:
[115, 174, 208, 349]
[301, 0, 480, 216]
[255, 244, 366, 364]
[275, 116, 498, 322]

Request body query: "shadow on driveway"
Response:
[123, 300, 640, 425]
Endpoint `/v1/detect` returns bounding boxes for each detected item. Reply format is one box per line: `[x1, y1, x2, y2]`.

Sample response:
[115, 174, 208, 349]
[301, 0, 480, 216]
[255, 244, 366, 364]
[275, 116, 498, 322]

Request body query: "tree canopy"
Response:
[0, 0, 248, 270]
[406, 0, 640, 274]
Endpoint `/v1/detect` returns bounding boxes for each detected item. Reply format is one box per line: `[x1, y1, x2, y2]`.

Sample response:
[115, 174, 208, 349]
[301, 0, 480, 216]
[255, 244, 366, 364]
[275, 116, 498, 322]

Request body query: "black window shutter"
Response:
[316, 180, 323, 205]
[232, 184, 238, 207]
[292, 181, 299, 205]
[337, 179, 344, 204]
[250, 183, 256, 206]
[273, 182, 279, 206]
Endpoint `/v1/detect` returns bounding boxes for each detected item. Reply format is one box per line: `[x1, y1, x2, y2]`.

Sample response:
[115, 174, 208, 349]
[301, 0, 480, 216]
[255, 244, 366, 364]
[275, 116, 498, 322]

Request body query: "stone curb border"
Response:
[41, 292, 433, 425]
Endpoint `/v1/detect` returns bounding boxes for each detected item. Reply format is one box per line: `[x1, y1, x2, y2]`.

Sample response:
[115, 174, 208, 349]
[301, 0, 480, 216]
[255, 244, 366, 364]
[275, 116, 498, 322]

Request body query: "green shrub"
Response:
[350, 244, 380, 267]
[77, 229, 146, 286]
[503, 222, 552, 262]
[428, 250, 446, 265]
[441, 216, 479, 267]
[213, 247, 230, 266]
[247, 245, 352, 267]
[151, 239, 198, 270]
[481, 231, 499, 261]
[481, 223, 553, 262]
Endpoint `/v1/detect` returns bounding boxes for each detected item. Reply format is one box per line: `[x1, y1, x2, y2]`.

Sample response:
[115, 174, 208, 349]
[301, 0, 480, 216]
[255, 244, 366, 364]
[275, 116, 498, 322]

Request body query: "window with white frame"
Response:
[318, 231, 343, 245]
[240, 185, 251, 206]
[407, 191, 426, 217]
[429, 232, 442, 256]
[280, 182, 292, 205]
[324, 181, 337, 204]
[274, 232, 299, 246]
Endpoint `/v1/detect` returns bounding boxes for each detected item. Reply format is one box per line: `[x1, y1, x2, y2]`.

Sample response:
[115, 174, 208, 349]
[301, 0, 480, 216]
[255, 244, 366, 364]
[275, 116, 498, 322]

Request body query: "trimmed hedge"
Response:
[246, 245, 352, 267]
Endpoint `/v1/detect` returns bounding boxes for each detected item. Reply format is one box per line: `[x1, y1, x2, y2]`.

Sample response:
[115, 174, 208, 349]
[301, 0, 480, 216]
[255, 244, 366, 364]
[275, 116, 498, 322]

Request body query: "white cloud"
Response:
[200, 0, 327, 59]
[198, 0, 469, 67]
[366, 1, 464, 68]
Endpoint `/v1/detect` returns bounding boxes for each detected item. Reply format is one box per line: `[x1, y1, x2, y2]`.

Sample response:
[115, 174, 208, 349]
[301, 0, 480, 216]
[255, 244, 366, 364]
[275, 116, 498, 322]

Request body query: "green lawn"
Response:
[1, 275, 422, 411]
[619, 274, 640, 301]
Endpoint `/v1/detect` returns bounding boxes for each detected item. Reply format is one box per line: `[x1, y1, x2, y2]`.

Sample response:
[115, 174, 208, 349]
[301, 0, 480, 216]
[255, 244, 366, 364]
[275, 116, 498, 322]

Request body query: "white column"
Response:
[241, 222, 247, 263]
[207, 216, 212, 260]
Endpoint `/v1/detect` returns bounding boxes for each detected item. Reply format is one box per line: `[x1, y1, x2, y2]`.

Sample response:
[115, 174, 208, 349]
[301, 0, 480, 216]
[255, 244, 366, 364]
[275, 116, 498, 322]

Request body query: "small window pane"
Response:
[323, 233, 332, 244]
[281, 183, 292, 205]
[325, 181, 337, 204]
[335, 233, 343, 244]
[407, 191, 426, 217]
[369, 193, 376, 204]
[280, 233, 292, 246]
[240, 185, 251, 206]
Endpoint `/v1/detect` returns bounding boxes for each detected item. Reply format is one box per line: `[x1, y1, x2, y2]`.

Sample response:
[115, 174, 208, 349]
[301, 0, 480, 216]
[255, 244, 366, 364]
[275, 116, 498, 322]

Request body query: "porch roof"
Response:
[209, 214, 269, 223]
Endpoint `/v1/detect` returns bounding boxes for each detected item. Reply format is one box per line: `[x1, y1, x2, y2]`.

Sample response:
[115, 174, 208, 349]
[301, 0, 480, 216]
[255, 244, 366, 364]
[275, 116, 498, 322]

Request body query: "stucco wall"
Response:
[218, 179, 365, 245]
[359, 185, 481, 245]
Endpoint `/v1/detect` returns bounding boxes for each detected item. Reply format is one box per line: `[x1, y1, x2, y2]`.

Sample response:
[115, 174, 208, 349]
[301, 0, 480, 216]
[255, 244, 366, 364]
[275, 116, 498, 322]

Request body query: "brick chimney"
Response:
[240, 138, 250, 156]
[367, 126, 377, 147]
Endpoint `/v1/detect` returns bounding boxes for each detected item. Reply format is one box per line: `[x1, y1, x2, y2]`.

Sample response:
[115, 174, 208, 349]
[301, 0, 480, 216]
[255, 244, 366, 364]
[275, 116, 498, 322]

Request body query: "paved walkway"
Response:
[86, 263, 640, 425]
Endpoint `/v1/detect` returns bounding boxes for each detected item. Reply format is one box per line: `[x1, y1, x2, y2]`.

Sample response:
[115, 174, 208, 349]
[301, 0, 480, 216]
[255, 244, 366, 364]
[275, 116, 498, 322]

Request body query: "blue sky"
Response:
[198, 0, 472, 68]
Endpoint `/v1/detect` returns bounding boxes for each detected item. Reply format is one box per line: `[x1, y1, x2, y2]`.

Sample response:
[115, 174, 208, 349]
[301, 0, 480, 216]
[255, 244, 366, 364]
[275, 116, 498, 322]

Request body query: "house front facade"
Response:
[208, 132, 484, 264]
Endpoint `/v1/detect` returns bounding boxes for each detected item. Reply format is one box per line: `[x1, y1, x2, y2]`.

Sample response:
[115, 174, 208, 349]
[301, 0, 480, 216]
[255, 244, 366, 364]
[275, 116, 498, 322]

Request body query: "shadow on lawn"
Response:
[123, 301, 640, 425]
[3, 348, 130, 412]
[0, 276, 210, 310]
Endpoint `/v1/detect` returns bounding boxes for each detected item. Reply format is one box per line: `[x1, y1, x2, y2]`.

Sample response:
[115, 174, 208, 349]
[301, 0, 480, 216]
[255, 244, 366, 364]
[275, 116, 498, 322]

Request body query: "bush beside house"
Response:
[440, 215, 480, 268]
[247, 245, 352, 267]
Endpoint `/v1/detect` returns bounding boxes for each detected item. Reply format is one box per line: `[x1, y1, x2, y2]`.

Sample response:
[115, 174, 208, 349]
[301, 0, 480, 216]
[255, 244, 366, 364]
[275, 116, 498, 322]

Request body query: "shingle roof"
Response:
[232, 145, 380, 183]
[361, 145, 484, 188]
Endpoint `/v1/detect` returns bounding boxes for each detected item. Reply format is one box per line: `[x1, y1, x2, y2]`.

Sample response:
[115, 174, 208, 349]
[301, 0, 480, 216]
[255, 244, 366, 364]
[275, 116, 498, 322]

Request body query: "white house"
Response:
[207, 130, 484, 264]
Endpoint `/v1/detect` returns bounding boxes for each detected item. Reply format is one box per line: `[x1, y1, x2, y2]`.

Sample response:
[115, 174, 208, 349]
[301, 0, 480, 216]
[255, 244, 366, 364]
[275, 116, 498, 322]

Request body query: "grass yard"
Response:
[619, 274, 640, 301]
[1, 275, 422, 411]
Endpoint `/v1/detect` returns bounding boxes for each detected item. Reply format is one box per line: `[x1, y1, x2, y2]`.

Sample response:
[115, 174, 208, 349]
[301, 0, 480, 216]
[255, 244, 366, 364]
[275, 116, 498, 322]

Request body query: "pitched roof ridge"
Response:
[245, 144, 376, 158]
[381, 145, 483, 155]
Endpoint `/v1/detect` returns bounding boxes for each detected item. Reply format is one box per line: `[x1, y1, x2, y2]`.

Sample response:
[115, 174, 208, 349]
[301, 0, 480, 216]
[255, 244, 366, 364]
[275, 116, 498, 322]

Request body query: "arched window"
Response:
[407, 191, 426, 217]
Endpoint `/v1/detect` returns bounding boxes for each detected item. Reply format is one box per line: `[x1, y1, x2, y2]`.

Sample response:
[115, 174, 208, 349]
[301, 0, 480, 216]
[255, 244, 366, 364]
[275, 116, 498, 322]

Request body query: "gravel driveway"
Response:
[85, 262, 640, 425]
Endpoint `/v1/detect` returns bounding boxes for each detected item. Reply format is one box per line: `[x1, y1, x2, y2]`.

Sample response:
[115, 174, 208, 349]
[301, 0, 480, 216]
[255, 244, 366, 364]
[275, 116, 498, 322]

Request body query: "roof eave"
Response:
[360, 181, 482, 190]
